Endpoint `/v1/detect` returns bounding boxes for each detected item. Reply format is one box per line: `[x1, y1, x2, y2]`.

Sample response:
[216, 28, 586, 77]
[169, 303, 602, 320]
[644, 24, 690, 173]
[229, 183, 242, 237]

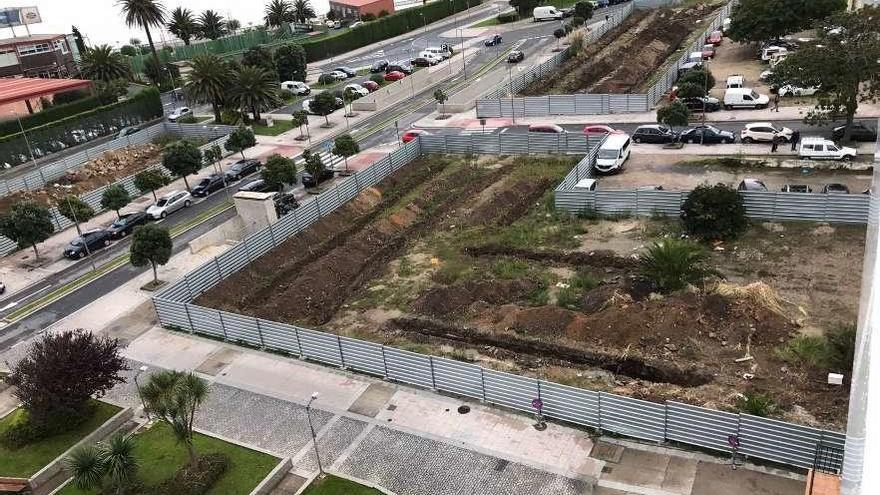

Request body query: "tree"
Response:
[226, 19, 241, 33]
[198, 9, 227, 40]
[162, 140, 202, 190]
[101, 185, 132, 218]
[230, 66, 279, 121]
[117, 0, 167, 86]
[311, 91, 338, 127]
[143, 55, 178, 86]
[639, 239, 710, 293]
[57, 195, 95, 237]
[0, 201, 53, 260]
[434, 89, 449, 116]
[657, 100, 690, 128]
[7, 330, 127, 427]
[681, 183, 748, 241]
[332, 134, 359, 172]
[677, 68, 715, 98]
[571, 16, 585, 28]
[130, 224, 172, 284]
[167, 6, 199, 45]
[262, 154, 298, 191]
[771, 7, 880, 143]
[326, 9, 337, 21]
[553, 28, 566, 49]
[265, 0, 293, 27]
[134, 169, 170, 201]
[224, 125, 257, 159]
[71, 25, 87, 53]
[728, 0, 845, 44]
[574, 1, 593, 21]
[293, 0, 316, 23]
[241, 45, 276, 76]
[139, 371, 209, 463]
[291, 109, 309, 140]
[510, 0, 540, 18]
[79, 45, 131, 82]
[66, 434, 138, 494]
[302, 149, 325, 180]
[184, 54, 233, 123]
[203, 144, 223, 173]
[119, 45, 137, 57]
[275, 44, 307, 82]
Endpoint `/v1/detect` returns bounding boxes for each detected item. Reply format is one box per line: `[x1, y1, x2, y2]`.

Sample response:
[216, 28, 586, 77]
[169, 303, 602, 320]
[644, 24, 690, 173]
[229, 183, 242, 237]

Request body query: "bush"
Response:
[362, 13, 376, 21]
[639, 238, 710, 293]
[153, 453, 229, 495]
[571, 16, 585, 27]
[317, 74, 336, 85]
[827, 323, 856, 372]
[279, 88, 295, 101]
[176, 115, 198, 124]
[1, 403, 92, 449]
[497, 11, 519, 23]
[680, 183, 748, 241]
[738, 391, 776, 417]
[776, 335, 832, 368]
[369, 73, 385, 86]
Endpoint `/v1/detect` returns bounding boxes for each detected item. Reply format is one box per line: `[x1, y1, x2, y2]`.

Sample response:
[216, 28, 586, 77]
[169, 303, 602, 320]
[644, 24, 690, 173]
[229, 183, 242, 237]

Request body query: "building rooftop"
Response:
[0, 77, 92, 106]
[329, 0, 388, 7]
[0, 33, 67, 46]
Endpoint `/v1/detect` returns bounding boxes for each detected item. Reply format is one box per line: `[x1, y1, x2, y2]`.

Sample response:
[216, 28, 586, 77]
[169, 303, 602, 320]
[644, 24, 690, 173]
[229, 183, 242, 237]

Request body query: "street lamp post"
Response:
[306, 392, 324, 476]
[508, 64, 516, 124]
[13, 111, 39, 173]
[134, 365, 150, 420]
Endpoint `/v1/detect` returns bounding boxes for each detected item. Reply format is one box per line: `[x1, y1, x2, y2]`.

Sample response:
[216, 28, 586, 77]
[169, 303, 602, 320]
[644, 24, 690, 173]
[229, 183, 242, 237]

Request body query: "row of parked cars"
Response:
[572, 176, 858, 195]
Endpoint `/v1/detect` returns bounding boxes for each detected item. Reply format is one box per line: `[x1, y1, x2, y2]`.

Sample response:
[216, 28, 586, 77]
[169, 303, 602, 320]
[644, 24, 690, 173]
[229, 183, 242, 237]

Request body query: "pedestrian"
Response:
[605, 14, 610, 21]
[771, 134, 779, 152]
[790, 130, 800, 151]
[772, 93, 780, 112]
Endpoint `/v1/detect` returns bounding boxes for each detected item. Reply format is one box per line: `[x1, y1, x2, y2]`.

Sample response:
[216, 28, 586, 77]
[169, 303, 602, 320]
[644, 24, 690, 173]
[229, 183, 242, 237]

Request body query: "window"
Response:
[827, 145, 839, 152]
[53, 39, 69, 54]
[18, 42, 52, 56]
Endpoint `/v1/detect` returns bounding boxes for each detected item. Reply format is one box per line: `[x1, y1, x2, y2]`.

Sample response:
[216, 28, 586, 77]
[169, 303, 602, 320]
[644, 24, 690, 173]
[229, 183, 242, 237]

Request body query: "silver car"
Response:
[147, 190, 192, 219]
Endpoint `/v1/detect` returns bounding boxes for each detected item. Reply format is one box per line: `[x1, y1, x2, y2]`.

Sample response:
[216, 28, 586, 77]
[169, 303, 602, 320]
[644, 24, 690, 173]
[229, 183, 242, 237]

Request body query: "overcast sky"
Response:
[0, 0, 332, 46]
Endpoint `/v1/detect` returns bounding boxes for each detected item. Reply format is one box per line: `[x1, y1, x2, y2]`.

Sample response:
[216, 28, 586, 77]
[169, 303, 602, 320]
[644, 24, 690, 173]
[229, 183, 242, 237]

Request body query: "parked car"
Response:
[507, 50, 524, 63]
[484, 34, 502, 46]
[594, 133, 632, 173]
[823, 183, 850, 194]
[371, 59, 389, 73]
[679, 125, 735, 144]
[761, 45, 789, 62]
[117, 127, 139, 139]
[738, 179, 768, 191]
[362, 80, 380, 92]
[349, 21, 364, 28]
[832, 122, 877, 142]
[583, 124, 617, 136]
[301, 168, 335, 187]
[412, 56, 437, 67]
[799, 137, 857, 160]
[741, 122, 793, 143]
[238, 178, 274, 193]
[631, 124, 676, 144]
[701, 44, 716, 59]
[302, 97, 344, 114]
[280, 81, 311, 95]
[402, 129, 430, 143]
[726, 74, 744, 89]
[781, 184, 812, 193]
[723, 88, 769, 110]
[386, 63, 414, 74]
[333, 66, 357, 78]
[705, 30, 723, 45]
[560, 7, 575, 17]
[528, 123, 566, 134]
[385, 71, 406, 81]
[533, 6, 562, 21]
[167, 107, 192, 122]
[778, 85, 819, 97]
[573, 178, 597, 190]
[424, 46, 452, 59]
[64, 229, 112, 259]
[759, 70, 774, 81]
[680, 96, 721, 112]
[344, 83, 370, 97]
[677, 61, 703, 76]
[191, 173, 227, 197]
[418, 51, 443, 64]
[225, 158, 262, 181]
[106, 212, 148, 239]
[147, 190, 192, 219]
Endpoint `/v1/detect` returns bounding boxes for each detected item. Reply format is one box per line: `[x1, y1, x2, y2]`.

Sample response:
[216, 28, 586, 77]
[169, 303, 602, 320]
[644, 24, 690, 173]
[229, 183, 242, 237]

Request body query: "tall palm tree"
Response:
[184, 54, 232, 122]
[230, 66, 279, 122]
[264, 0, 293, 28]
[116, 0, 166, 85]
[79, 44, 131, 82]
[167, 7, 198, 45]
[292, 0, 316, 24]
[226, 19, 241, 34]
[198, 10, 227, 40]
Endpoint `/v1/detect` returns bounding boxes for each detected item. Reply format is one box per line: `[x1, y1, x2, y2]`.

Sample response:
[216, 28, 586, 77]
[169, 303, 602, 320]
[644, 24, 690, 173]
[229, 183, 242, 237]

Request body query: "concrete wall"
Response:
[189, 216, 246, 254]
[248, 457, 292, 495]
[234, 192, 279, 234]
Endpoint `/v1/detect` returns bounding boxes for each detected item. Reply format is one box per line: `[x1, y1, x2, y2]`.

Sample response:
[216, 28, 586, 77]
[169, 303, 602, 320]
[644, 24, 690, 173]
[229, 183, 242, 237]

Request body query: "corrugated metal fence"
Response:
[419, 133, 603, 155]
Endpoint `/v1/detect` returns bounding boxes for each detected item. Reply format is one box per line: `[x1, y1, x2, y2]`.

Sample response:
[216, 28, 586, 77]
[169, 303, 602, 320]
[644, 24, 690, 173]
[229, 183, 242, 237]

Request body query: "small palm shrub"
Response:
[638, 238, 710, 293]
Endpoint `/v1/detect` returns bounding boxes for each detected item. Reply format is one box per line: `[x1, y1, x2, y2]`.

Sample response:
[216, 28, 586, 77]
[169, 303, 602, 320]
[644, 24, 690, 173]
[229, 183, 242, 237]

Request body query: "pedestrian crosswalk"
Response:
[293, 151, 345, 171]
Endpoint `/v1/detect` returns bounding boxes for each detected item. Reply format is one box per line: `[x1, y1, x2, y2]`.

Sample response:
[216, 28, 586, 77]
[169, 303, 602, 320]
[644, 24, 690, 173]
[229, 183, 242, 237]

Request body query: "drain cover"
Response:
[457, 405, 471, 414]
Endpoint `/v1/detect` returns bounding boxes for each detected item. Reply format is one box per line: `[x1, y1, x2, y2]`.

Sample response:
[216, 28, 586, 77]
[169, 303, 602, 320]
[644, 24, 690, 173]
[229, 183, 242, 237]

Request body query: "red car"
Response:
[701, 44, 716, 59]
[362, 80, 380, 92]
[705, 30, 723, 46]
[582, 124, 616, 136]
[384, 71, 406, 81]
[401, 129, 429, 143]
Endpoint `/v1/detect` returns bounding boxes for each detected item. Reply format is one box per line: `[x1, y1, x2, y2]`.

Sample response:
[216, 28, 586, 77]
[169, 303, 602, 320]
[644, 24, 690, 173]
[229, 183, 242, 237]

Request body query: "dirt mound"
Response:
[466, 177, 554, 226]
[412, 279, 539, 318]
[464, 245, 637, 269]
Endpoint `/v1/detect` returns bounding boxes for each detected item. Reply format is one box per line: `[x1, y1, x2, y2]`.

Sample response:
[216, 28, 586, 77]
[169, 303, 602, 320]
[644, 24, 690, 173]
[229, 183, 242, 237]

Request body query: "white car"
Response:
[349, 21, 364, 28]
[330, 70, 348, 81]
[167, 107, 192, 122]
[280, 81, 311, 95]
[418, 51, 443, 64]
[740, 122, 794, 143]
[325, 19, 341, 28]
[759, 70, 774, 81]
[777, 84, 819, 97]
[343, 84, 369, 97]
[147, 190, 192, 219]
[799, 137, 857, 161]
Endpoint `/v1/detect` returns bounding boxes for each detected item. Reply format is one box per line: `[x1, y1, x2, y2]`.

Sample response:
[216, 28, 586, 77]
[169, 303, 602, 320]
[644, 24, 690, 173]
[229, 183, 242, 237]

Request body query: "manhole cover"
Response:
[457, 405, 471, 414]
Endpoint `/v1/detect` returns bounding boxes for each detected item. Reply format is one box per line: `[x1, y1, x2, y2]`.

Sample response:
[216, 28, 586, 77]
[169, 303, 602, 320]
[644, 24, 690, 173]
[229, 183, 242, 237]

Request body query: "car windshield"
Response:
[704, 125, 722, 133]
[156, 199, 168, 207]
[598, 149, 619, 159]
[70, 238, 83, 246]
[111, 218, 126, 228]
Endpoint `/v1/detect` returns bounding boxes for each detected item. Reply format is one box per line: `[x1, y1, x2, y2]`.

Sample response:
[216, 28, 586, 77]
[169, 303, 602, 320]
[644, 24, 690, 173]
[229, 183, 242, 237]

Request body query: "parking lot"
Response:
[598, 152, 873, 192]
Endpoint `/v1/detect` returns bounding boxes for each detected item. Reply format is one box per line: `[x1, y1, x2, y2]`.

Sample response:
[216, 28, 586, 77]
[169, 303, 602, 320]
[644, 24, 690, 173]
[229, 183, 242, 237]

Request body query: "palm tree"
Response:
[102, 434, 138, 494]
[167, 7, 198, 45]
[65, 444, 105, 491]
[79, 44, 131, 82]
[264, 0, 293, 28]
[292, 0, 316, 24]
[116, 0, 166, 85]
[140, 371, 209, 463]
[226, 19, 241, 34]
[230, 66, 279, 122]
[198, 10, 227, 40]
[184, 54, 232, 122]
[638, 239, 710, 293]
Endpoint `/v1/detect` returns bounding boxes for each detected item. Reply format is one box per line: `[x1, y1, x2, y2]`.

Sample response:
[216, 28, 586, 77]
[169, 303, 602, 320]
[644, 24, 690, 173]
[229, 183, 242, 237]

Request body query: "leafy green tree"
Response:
[224, 125, 257, 159]
[101, 185, 132, 218]
[574, 1, 593, 20]
[657, 100, 690, 128]
[681, 183, 748, 241]
[57, 195, 95, 237]
[66, 434, 138, 494]
[638, 239, 710, 293]
[142, 54, 178, 86]
[311, 91, 338, 126]
[71, 25, 87, 53]
[571, 16, 585, 28]
[291, 109, 310, 140]
[264, 0, 293, 27]
[677, 68, 715, 97]
[184, 54, 233, 123]
[198, 9, 227, 40]
[302, 149, 325, 181]
[770, 7, 880, 143]
[162, 140, 202, 190]
[230, 66, 280, 121]
[434, 89, 449, 116]
[275, 44, 307, 82]
[0, 201, 53, 259]
[79, 45, 131, 82]
[203, 144, 223, 173]
[728, 0, 845, 44]
[262, 154, 298, 191]
[130, 224, 172, 283]
[117, 0, 167, 85]
[332, 134, 359, 172]
[167, 6, 199, 45]
[134, 169, 170, 201]
[139, 371, 209, 463]
[293, 0, 316, 23]
[553, 28, 566, 49]
[119, 45, 137, 57]
[241, 45, 276, 77]
[510, 0, 540, 17]
[95, 79, 130, 104]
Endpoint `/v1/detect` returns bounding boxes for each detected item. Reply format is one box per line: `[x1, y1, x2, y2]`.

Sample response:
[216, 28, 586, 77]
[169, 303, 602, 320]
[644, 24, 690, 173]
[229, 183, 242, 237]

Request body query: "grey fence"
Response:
[419, 133, 603, 155]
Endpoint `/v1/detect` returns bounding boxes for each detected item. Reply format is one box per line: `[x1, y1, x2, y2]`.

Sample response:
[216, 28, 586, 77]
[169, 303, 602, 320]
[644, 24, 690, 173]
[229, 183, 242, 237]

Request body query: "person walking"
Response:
[790, 129, 800, 151]
[772, 93, 780, 112]
[771, 134, 780, 152]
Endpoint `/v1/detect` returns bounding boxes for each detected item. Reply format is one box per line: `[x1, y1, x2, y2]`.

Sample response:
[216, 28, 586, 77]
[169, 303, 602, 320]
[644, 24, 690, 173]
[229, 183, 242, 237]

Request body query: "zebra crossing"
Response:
[293, 150, 345, 171]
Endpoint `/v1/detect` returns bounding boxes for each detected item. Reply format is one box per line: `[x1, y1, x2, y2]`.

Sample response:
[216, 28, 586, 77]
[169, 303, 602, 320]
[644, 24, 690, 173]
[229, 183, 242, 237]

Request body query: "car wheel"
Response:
[842, 155, 853, 161]
[79, 252, 86, 259]
[742, 137, 753, 144]
[120, 230, 127, 237]
[726, 138, 734, 144]
[757, 104, 767, 109]
[724, 105, 733, 110]
[184, 200, 191, 207]
[634, 137, 642, 143]
[161, 211, 167, 219]
[103, 240, 110, 246]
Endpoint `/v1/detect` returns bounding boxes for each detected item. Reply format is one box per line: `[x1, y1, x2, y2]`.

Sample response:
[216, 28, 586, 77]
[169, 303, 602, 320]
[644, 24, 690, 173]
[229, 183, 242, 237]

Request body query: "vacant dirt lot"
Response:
[198, 155, 857, 428]
[521, 2, 724, 96]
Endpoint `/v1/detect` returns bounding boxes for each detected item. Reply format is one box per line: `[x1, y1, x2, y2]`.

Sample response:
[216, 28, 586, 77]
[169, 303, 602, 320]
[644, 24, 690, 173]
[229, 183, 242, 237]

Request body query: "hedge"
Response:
[0, 94, 105, 138]
[300, 0, 474, 62]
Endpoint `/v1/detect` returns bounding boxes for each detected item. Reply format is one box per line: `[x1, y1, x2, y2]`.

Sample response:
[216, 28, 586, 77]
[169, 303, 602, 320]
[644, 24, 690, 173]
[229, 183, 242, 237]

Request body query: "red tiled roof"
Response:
[0, 34, 67, 46]
[330, 0, 386, 7]
[0, 78, 92, 106]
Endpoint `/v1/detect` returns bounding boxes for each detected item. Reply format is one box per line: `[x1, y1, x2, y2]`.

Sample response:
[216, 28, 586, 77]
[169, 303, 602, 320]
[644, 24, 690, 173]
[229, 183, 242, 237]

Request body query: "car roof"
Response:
[601, 133, 631, 147]
[574, 178, 597, 189]
[160, 190, 183, 198]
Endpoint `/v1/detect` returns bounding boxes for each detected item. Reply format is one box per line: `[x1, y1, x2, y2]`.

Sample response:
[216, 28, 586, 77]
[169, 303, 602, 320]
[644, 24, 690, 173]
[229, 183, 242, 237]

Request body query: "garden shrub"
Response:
[680, 183, 747, 241]
[152, 453, 229, 495]
[497, 11, 519, 23]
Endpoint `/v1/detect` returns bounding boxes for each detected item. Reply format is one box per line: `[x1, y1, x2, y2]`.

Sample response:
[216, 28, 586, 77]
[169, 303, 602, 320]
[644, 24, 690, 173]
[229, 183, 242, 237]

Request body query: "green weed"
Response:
[490, 259, 531, 279]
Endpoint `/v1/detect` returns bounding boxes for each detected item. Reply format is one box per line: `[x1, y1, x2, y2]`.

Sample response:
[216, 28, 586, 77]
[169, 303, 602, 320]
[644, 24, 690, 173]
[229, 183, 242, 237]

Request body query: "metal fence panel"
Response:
[482, 369, 538, 413]
[339, 336, 386, 377]
[153, 298, 191, 330]
[257, 318, 302, 355]
[665, 401, 739, 453]
[383, 347, 434, 389]
[538, 380, 600, 428]
[219, 311, 261, 346]
[738, 414, 828, 468]
[431, 357, 484, 399]
[599, 392, 666, 442]
[185, 263, 222, 297]
[297, 327, 343, 366]
[187, 304, 224, 339]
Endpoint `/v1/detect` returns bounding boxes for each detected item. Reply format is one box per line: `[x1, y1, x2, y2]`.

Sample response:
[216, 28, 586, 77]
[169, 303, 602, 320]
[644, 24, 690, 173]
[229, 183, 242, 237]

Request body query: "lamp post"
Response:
[134, 365, 150, 420]
[65, 194, 97, 272]
[13, 111, 38, 172]
[508, 63, 516, 124]
[306, 392, 324, 476]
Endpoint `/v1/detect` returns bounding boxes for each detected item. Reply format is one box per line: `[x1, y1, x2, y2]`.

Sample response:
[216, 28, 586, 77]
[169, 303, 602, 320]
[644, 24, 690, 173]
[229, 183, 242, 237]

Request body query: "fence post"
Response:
[255, 318, 266, 349]
[294, 326, 304, 358]
[479, 368, 486, 402]
[214, 258, 223, 280]
[217, 311, 229, 341]
[336, 335, 346, 369]
[381, 345, 389, 379]
[183, 274, 196, 300]
[597, 391, 603, 435]
[268, 223, 277, 247]
[242, 237, 253, 262]
[429, 357, 437, 391]
[184, 303, 195, 334]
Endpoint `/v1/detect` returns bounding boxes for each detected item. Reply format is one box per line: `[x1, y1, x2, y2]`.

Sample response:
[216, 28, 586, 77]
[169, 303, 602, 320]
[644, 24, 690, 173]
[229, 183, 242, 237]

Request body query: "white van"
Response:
[280, 81, 311, 95]
[594, 133, 631, 174]
[424, 46, 451, 59]
[723, 87, 770, 110]
[798, 137, 857, 161]
[722, 17, 731, 33]
[761, 46, 788, 62]
[533, 6, 563, 21]
[573, 178, 597, 191]
[726, 74, 744, 89]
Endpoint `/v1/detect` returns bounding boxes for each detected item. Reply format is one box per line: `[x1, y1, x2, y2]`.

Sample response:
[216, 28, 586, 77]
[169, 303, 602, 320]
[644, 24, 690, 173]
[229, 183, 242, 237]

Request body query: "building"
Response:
[328, 0, 395, 19]
[0, 77, 92, 118]
[0, 34, 80, 79]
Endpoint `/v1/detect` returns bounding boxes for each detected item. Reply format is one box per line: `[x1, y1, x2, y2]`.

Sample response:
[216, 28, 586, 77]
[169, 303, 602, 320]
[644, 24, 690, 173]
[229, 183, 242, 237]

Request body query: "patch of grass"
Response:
[490, 258, 531, 279]
[472, 17, 501, 27]
[737, 391, 776, 417]
[433, 257, 474, 285]
[397, 257, 417, 278]
[776, 335, 832, 368]
[302, 475, 384, 495]
[526, 282, 550, 306]
[571, 270, 600, 291]
[0, 401, 120, 478]
[556, 286, 582, 310]
[251, 119, 295, 136]
[59, 422, 278, 495]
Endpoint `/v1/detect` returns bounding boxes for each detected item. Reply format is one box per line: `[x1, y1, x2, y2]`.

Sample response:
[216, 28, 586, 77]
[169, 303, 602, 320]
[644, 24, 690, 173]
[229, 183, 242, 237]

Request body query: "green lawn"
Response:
[252, 119, 296, 136]
[0, 401, 121, 477]
[302, 475, 385, 495]
[59, 422, 278, 495]
[472, 17, 502, 27]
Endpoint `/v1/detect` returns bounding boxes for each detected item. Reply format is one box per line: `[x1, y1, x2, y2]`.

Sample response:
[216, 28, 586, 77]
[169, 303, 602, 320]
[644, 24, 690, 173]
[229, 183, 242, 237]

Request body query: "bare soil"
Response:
[521, 2, 723, 96]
